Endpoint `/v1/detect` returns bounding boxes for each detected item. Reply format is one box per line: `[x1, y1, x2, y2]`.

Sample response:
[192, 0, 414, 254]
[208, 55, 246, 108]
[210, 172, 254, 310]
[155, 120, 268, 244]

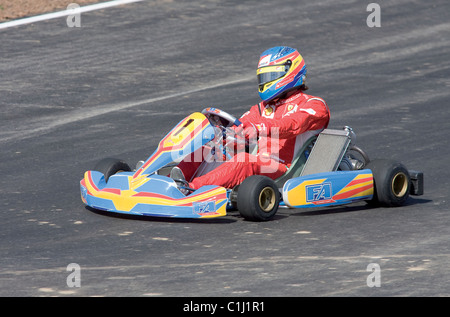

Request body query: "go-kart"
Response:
[80, 108, 424, 221]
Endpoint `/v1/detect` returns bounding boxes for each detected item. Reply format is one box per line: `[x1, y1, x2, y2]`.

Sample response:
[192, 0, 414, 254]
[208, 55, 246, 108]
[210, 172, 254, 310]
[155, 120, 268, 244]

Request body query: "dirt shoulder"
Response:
[0, 0, 102, 22]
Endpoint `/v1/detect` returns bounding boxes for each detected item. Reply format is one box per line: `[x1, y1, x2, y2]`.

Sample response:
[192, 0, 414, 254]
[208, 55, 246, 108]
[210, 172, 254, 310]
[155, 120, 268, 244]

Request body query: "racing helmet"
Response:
[257, 46, 307, 102]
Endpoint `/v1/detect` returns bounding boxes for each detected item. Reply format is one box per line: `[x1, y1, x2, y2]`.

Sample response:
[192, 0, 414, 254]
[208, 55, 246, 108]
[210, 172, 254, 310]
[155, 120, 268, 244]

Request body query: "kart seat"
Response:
[275, 128, 352, 187]
[275, 135, 317, 187]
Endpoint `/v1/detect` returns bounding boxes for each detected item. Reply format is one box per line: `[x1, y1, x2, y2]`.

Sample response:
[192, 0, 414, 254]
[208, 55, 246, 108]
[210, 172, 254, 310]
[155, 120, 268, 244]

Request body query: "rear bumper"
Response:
[409, 170, 424, 196]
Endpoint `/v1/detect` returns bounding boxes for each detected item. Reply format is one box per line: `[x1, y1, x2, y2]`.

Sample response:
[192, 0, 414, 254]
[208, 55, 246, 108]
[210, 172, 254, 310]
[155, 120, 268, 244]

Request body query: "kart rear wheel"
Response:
[237, 175, 280, 221]
[94, 158, 131, 183]
[366, 159, 410, 207]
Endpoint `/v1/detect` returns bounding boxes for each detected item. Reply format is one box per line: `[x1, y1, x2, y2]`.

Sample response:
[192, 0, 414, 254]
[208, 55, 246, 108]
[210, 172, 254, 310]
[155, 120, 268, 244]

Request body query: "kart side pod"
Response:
[280, 128, 422, 209]
[282, 169, 374, 208]
[281, 159, 422, 210]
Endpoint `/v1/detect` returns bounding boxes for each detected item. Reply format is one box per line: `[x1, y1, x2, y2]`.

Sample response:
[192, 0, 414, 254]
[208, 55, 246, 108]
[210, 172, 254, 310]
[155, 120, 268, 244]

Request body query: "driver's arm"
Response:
[238, 100, 329, 139]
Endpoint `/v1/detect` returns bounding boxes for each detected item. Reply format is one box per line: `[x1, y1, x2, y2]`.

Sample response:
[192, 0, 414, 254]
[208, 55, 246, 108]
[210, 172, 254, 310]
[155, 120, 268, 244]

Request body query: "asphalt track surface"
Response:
[1, 0, 449, 297]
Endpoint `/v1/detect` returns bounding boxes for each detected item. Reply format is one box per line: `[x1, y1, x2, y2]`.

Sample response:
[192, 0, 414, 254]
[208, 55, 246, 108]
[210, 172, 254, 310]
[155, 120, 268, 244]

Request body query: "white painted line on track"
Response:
[0, 76, 253, 143]
[0, 0, 143, 30]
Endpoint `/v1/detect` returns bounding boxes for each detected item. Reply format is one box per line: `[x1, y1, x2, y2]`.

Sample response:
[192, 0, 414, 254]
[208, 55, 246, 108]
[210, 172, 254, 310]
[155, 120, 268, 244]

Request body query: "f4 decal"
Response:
[306, 182, 335, 204]
[193, 201, 216, 215]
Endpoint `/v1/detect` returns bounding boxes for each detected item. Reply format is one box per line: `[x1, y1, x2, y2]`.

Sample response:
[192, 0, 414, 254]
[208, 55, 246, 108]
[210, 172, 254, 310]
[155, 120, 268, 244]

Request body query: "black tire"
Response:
[237, 175, 280, 221]
[94, 158, 131, 183]
[366, 159, 410, 207]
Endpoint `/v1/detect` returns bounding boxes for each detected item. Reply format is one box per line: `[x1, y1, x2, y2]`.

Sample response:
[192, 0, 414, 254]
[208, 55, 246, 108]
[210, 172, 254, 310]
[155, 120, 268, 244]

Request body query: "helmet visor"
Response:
[257, 64, 289, 86]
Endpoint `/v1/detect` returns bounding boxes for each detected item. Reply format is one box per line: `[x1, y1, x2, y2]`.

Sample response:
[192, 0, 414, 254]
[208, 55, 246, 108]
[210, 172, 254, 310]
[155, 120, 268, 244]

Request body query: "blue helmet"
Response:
[256, 46, 307, 102]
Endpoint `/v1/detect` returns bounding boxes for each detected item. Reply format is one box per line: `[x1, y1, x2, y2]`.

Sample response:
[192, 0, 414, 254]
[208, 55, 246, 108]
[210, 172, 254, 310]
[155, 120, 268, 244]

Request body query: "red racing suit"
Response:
[178, 89, 330, 189]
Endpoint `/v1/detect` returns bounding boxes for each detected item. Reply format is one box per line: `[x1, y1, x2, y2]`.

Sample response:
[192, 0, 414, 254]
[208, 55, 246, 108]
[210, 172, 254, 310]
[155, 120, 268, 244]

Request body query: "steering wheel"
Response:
[201, 108, 244, 160]
[201, 108, 257, 158]
[201, 107, 241, 128]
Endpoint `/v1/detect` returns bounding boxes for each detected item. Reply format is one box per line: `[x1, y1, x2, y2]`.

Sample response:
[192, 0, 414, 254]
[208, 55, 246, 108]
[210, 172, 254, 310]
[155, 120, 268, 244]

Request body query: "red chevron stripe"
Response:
[346, 176, 373, 187]
[333, 184, 373, 201]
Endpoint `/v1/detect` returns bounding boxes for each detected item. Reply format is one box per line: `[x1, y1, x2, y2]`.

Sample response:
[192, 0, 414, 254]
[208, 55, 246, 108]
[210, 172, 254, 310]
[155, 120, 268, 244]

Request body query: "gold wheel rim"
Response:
[259, 187, 276, 212]
[392, 172, 408, 198]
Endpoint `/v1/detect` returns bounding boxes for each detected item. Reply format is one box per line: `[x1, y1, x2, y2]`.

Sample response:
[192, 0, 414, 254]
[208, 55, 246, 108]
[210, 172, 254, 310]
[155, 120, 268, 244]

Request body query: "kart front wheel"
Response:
[237, 175, 280, 221]
[366, 159, 410, 207]
[94, 158, 131, 183]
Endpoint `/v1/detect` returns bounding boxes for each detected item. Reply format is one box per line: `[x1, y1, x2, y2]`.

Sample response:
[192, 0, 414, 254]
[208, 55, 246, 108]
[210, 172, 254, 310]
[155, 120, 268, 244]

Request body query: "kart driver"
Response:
[173, 46, 330, 191]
